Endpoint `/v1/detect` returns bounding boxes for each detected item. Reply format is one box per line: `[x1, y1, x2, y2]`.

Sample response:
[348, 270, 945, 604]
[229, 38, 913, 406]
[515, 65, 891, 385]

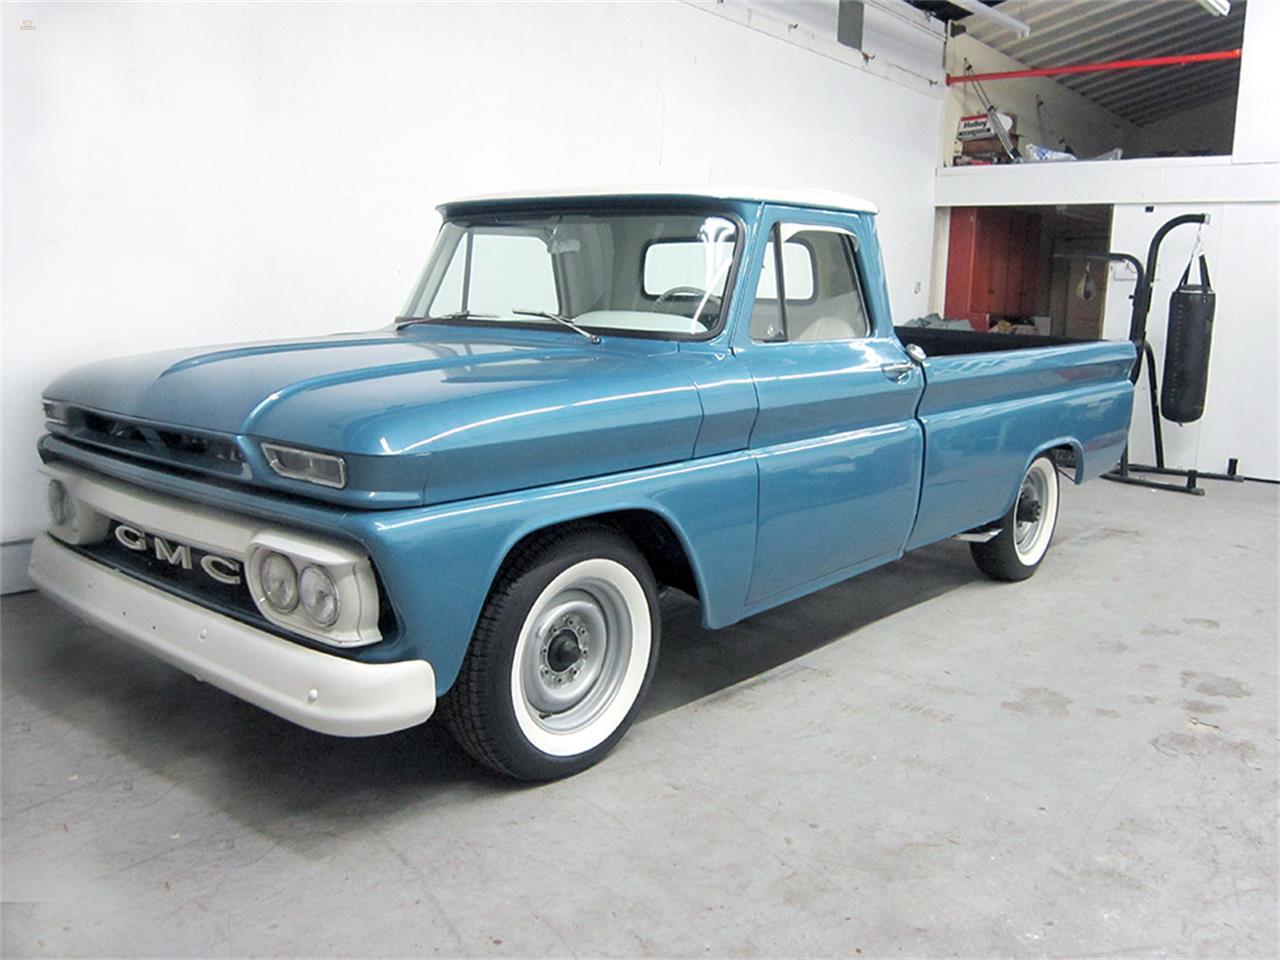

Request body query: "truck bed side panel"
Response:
[907, 341, 1135, 550]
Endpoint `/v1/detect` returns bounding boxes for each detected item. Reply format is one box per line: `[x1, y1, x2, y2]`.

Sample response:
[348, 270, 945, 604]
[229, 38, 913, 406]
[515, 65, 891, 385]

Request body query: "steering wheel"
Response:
[655, 285, 720, 329]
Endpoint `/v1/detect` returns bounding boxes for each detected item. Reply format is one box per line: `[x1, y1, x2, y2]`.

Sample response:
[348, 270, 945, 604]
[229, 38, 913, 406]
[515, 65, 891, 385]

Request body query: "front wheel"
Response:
[970, 454, 1061, 582]
[440, 526, 660, 781]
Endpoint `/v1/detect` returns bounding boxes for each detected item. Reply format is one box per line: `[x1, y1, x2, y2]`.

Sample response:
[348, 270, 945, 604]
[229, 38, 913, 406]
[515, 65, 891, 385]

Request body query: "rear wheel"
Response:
[970, 455, 1061, 582]
[440, 526, 660, 781]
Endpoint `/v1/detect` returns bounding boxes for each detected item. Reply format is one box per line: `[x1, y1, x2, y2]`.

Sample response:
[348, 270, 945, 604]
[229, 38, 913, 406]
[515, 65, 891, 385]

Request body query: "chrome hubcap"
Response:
[521, 579, 633, 734]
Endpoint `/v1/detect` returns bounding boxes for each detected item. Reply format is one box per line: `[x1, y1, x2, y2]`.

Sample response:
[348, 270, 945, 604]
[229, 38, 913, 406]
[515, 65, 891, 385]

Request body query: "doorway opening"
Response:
[941, 204, 1113, 340]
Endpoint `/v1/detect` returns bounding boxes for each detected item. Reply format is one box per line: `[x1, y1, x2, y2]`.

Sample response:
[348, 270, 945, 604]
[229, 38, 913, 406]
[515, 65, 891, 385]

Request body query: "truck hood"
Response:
[44, 325, 706, 505]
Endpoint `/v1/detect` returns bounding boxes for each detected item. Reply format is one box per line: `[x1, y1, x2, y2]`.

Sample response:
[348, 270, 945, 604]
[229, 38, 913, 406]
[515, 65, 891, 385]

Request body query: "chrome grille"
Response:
[59, 407, 246, 476]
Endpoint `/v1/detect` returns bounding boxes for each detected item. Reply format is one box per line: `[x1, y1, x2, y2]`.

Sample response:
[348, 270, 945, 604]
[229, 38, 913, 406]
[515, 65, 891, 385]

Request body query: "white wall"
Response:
[726, 0, 946, 86]
[1102, 202, 1280, 481]
[1233, 0, 1280, 164]
[1, 1, 945, 592]
[935, 155, 1277, 208]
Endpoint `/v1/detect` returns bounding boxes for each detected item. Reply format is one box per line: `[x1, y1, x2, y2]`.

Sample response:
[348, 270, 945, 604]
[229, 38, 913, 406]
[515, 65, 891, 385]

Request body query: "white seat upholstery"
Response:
[793, 314, 858, 342]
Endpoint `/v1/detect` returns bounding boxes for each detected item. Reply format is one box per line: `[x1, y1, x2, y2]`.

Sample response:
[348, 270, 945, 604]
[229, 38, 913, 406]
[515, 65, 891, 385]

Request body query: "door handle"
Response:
[880, 361, 914, 381]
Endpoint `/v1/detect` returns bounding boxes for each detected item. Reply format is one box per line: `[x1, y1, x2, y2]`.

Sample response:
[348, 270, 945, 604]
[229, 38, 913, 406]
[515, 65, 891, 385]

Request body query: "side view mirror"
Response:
[906, 343, 927, 364]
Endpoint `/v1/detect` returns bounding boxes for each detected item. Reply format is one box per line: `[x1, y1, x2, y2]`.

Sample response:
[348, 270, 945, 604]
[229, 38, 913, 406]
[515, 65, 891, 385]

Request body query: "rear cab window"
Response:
[642, 239, 737, 297]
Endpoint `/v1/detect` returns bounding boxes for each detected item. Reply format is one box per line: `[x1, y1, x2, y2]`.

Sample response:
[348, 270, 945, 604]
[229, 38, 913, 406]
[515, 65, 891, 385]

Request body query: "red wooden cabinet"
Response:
[945, 206, 1042, 330]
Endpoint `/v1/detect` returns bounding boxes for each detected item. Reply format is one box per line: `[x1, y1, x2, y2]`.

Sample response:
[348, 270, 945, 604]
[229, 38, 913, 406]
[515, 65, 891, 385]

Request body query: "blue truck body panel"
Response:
[35, 191, 1136, 700]
[906, 342, 1134, 548]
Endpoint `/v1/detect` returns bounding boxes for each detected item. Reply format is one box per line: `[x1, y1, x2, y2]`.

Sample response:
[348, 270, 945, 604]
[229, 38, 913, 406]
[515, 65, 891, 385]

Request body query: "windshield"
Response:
[399, 210, 740, 338]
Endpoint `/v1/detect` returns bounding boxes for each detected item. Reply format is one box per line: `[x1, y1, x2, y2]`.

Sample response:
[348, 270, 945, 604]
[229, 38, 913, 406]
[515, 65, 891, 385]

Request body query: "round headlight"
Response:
[298, 565, 340, 627]
[47, 480, 69, 527]
[259, 552, 299, 613]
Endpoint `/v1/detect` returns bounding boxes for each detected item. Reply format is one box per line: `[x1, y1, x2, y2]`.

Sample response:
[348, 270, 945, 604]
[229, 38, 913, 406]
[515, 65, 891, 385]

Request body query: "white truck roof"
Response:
[441, 184, 878, 215]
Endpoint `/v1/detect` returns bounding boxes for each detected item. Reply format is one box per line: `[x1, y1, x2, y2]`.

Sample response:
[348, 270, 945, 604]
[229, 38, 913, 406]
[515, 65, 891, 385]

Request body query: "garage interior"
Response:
[2, 1, 1277, 958]
[942, 203, 1114, 337]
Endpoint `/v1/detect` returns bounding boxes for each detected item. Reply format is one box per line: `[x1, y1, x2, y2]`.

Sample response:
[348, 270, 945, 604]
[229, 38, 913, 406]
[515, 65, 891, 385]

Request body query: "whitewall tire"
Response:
[441, 525, 660, 780]
[970, 454, 1061, 582]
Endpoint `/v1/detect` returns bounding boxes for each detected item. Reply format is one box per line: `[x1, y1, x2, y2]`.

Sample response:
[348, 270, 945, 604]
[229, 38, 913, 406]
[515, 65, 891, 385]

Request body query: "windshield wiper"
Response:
[395, 311, 498, 327]
[397, 309, 602, 344]
[513, 309, 601, 345]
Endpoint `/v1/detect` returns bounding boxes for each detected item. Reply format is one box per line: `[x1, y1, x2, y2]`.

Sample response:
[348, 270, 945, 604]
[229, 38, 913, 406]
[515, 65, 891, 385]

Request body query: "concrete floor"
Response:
[1, 478, 1276, 958]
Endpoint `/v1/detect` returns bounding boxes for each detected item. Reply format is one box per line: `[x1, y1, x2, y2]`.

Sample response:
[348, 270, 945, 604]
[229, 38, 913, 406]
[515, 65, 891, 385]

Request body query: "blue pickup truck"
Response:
[31, 187, 1135, 779]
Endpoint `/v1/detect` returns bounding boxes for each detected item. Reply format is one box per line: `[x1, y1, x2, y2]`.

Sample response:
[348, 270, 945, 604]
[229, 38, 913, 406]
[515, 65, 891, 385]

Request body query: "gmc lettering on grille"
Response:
[113, 523, 242, 585]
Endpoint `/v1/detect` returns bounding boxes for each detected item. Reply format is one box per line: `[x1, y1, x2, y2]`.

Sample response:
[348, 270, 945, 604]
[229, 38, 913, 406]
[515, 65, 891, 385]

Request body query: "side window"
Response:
[750, 223, 870, 343]
[429, 231, 558, 317]
[430, 240, 467, 315]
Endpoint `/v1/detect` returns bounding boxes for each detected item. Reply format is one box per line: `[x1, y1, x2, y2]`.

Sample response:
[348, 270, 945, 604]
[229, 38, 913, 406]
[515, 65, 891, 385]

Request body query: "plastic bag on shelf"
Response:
[1024, 142, 1077, 162]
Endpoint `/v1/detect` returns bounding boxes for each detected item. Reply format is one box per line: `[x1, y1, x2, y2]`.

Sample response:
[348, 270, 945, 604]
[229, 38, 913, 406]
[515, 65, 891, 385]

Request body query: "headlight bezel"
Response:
[260, 443, 348, 489]
[244, 533, 380, 648]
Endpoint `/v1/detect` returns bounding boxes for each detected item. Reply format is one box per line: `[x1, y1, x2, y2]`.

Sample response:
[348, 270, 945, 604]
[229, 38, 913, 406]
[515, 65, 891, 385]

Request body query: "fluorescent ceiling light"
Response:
[950, 0, 1032, 38]
[1192, 0, 1230, 16]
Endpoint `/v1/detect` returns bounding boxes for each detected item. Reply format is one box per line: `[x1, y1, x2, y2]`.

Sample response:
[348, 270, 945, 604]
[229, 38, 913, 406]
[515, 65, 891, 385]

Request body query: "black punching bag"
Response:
[1160, 255, 1216, 424]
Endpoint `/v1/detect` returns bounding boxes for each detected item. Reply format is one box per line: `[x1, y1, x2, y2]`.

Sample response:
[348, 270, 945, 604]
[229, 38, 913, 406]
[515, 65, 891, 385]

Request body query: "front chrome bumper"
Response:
[29, 534, 436, 737]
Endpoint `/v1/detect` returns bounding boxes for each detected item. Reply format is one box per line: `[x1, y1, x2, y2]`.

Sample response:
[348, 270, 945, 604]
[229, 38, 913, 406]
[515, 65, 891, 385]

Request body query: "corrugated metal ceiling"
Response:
[956, 0, 1246, 126]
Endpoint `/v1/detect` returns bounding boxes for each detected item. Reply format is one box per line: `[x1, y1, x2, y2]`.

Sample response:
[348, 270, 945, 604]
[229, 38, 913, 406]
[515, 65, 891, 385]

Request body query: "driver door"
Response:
[736, 209, 925, 606]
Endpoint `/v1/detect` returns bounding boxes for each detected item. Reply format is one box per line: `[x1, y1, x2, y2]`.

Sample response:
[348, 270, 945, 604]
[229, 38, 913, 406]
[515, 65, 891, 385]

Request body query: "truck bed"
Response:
[894, 325, 1084, 356]
[901, 331, 1137, 550]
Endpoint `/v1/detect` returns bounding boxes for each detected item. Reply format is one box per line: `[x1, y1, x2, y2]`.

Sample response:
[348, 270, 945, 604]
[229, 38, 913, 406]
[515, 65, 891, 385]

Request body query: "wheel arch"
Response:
[1041, 438, 1085, 484]
[492, 507, 705, 603]
[402, 501, 715, 699]
[996, 438, 1080, 519]
[371, 454, 759, 698]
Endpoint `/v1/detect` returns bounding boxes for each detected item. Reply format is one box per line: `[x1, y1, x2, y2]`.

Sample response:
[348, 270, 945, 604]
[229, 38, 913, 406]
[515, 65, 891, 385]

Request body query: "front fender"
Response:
[345, 451, 760, 694]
